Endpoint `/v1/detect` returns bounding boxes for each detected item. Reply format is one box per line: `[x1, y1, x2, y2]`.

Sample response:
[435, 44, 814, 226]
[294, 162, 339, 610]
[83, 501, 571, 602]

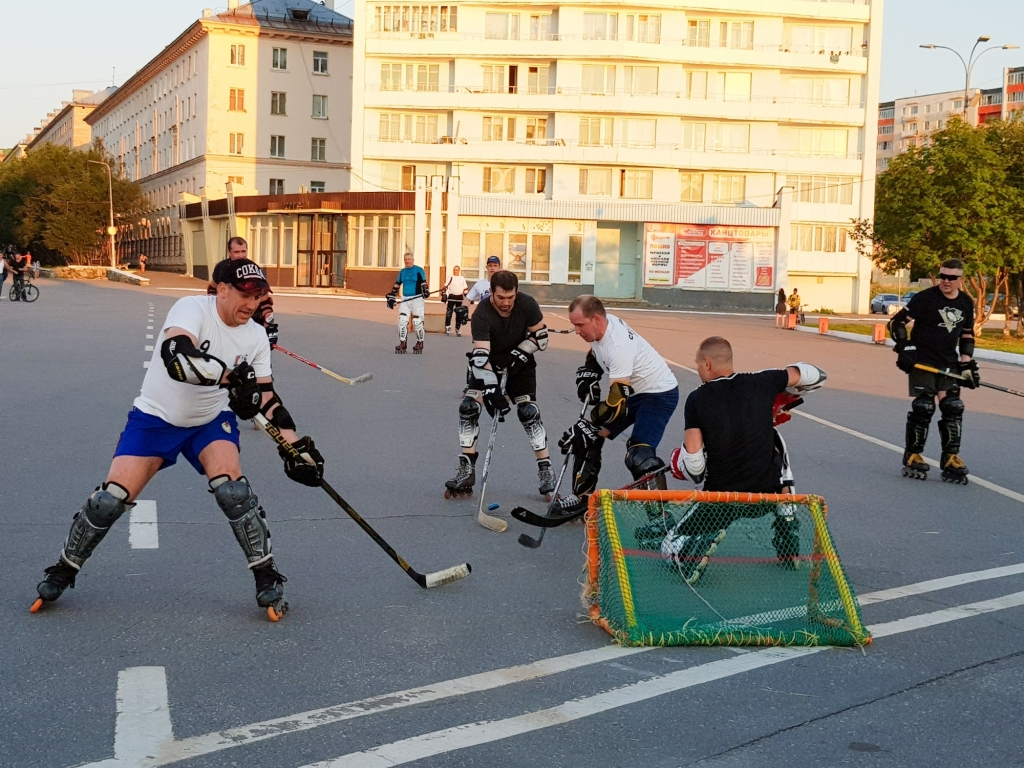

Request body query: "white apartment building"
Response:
[24, 88, 115, 153]
[87, 0, 353, 274]
[345, 0, 884, 312]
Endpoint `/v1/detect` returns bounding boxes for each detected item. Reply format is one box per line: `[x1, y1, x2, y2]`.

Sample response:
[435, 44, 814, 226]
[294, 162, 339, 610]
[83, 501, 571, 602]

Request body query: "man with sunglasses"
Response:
[31, 259, 324, 620]
[888, 258, 977, 484]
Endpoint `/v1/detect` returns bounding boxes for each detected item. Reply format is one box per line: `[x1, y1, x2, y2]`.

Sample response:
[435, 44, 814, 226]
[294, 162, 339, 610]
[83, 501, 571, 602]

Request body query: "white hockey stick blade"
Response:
[424, 563, 472, 588]
[477, 510, 508, 533]
[347, 372, 373, 385]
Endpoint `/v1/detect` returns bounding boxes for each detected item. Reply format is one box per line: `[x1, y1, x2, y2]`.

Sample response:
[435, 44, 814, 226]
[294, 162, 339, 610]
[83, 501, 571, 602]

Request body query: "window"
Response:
[790, 128, 849, 157]
[791, 223, 849, 253]
[375, 4, 459, 33]
[378, 113, 439, 142]
[622, 118, 656, 148]
[525, 167, 547, 194]
[229, 88, 245, 111]
[687, 19, 711, 48]
[680, 121, 706, 151]
[311, 138, 326, 161]
[579, 116, 613, 147]
[790, 77, 850, 106]
[910, 105, 919, 115]
[567, 235, 583, 283]
[620, 169, 653, 199]
[407, 63, 440, 91]
[878, 141, 893, 151]
[623, 66, 658, 96]
[680, 172, 704, 202]
[711, 123, 749, 152]
[582, 65, 616, 95]
[722, 72, 752, 102]
[525, 117, 547, 142]
[270, 135, 285, 158]
[529, 14, 552, 41]
[352, 214, 414, 268]
[461, 231, 482, 280]
[229, 132, 244, 155]
[482, 115, 512, 141]
[382, 164, 417, 191]
[879, 107, 895, 119]
[270, 92, 287, 115]
[789, 26, 853, 54]
[1010, 91, 1024, 104]
[879, 125, 893, 135]
[313, 51, 328, 74]
[631, 14, 661, 43]
[583, 13, 618, 41]
[579, 168, 612, 196]
[685, 71, 708, 100]
[310, 181, 326, 193]
[230, 44, 245, 66]
[719, 21, 753, 49]
[269, 179, 285, 195]
[1009, 71, 1024, 85]
[272, 47, 288, 70]
[483, 166, 515, 193]
[953, 99, 963, 110]
[527, 66, 550, 94]
[482, 65, 507, 93]
[485, 12, 519, 40]
[312, 95, 328, 118]
[788, 175, 855, 205]
[530, 235, 550, 282]
[228, 175, 244, 186]
[711, 174, 745, 203]
[381, 63, 402, 90]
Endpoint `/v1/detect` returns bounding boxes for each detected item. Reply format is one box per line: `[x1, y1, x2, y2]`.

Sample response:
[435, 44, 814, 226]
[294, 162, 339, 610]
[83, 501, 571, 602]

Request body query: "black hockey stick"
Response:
[913, 363, 1024, 399]
[255, 414, 471, 588]
[273, 344, 373, 386]
[518, 395, 593, 549]
[512, 467, 670, 529]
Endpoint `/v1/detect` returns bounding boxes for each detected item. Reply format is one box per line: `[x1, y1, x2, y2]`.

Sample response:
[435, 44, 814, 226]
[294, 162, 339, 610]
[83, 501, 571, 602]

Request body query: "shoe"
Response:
[549, 493, 589, 523]
[661, 529, 727, 585]
[252, 560, 287, 608]
[445, 326, 451, 336]
[455, 328, 462, 337]
[36, 559, 79, 603]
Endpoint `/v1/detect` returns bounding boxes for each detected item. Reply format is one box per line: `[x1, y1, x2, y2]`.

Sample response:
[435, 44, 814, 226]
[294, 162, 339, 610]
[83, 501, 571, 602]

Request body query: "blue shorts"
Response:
[607, 387, 680, 449]
[114, 408, 241, 473]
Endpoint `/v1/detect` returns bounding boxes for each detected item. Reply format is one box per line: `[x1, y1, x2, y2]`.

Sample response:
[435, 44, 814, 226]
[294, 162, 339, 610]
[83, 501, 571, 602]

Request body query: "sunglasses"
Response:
[938, 273, 961, 282]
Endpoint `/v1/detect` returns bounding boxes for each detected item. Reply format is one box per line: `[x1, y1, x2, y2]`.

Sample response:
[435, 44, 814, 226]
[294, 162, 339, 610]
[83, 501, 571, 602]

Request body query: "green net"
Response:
[582, 490, 870, 648]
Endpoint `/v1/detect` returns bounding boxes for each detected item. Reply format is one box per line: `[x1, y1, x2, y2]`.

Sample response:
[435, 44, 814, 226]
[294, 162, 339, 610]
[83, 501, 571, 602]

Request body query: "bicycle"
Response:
[9, 273, 39, 303]
[796, 304, 806, 325]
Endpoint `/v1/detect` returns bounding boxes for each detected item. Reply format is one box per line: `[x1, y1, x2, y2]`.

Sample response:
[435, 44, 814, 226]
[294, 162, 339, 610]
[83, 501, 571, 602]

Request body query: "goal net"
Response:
[582, 490, 870, 647]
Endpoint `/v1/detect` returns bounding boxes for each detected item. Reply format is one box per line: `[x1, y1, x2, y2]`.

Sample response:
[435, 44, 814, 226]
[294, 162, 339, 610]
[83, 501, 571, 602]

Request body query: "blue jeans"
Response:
[607, 386, 680, 450]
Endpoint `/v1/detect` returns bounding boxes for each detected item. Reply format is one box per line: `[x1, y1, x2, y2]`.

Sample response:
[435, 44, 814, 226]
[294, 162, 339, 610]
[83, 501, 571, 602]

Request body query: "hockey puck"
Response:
[487, 503, 500, 511]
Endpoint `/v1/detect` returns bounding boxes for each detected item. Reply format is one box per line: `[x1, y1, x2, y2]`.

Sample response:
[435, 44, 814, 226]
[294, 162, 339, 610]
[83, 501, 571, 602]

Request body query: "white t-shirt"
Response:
[590, 314, 678, 396]
[466, 277, 491, 302]
[445, 274, 469, 298]
[136, 295, 273, 427]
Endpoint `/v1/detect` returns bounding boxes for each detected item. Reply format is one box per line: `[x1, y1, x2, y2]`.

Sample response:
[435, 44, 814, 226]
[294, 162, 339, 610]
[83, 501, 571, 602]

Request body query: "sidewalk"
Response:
[137, 269, 372, 297]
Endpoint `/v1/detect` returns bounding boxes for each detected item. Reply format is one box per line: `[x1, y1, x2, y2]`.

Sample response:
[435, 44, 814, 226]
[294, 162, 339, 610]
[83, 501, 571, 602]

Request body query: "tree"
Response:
[0, 143, 149, 265]
[983, 118, 1024, 337]
[852, 119, 1024, 335]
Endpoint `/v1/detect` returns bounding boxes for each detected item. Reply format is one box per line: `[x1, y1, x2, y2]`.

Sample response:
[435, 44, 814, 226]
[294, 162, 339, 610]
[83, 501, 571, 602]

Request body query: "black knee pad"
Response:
[85, 482, 131, 527]
[909, 394, 936, 424]
[62, 482, 131, 569]
[212, 476, 259, 521]
[939, 394, 964, 419]
[459, 396, 481, 449]
[625, 441, 665, 480]
[516, 398, 546, 452]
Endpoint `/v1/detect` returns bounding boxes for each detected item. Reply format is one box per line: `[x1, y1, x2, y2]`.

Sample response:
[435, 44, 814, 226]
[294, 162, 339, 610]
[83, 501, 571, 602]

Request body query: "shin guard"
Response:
[211, 475, 272, 568]
[61, 483, 132, 570]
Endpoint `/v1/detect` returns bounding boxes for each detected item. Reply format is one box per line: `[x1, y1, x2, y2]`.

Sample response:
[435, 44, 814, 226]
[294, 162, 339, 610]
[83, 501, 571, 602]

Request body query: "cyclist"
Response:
[786, 288, 802, 328]
[9, 248, 31, 301]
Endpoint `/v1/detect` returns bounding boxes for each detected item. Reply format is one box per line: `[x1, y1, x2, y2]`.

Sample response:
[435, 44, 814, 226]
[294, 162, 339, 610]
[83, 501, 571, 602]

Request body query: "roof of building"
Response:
[215, 0, 352, 32]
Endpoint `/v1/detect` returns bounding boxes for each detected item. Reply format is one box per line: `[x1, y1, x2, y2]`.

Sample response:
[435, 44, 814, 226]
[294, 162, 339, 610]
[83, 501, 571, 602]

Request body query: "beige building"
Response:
[86, 0, 354, 273]
[25, 88, 116, 153]
[342, 0, 884, 312]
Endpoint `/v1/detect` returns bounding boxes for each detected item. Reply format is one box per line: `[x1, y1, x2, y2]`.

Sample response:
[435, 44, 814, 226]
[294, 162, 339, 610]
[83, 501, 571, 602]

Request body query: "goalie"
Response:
[665, 336, 825, 584]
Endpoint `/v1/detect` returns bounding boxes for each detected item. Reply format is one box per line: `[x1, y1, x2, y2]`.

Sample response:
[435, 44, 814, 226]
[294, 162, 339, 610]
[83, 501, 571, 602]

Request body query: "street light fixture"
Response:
[88, 159, 116, 268]
[919, 36, 1019, 116]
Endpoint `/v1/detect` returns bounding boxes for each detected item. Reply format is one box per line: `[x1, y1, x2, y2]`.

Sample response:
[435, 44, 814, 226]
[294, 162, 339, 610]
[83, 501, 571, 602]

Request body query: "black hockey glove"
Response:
[440, 290, 449, 304]
[386, 292, 397, 310]
[894, 342, 918, 374]
[959, 359, 981, 389]
[576, 366, 602, 404]
[264, 322, 279, 346]
[558, 418, 602, 456]
[279, 436, 325, 487]
[481, 382, 510, 419]
[223, 362, 261, 420]
[507, 348, 531, 374]
[421, 282, 430, 299]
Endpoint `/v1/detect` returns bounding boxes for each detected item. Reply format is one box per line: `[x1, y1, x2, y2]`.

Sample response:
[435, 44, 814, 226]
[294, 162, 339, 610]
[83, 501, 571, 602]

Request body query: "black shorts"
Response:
[464, 366, 537, 401]
[908, 369, 959, 398]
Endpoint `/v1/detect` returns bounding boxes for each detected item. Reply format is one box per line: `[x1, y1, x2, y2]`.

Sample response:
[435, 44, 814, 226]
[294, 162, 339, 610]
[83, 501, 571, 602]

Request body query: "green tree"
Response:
[853, 119, 1024, 335]
[0, 143, 149, 265]
[983, 118, 1024, 337]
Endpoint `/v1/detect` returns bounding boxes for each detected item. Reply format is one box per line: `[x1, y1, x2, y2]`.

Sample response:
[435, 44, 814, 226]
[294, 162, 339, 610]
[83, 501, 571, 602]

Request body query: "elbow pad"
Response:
[960, 336, 975, 359]
[786, 362, 827, 395]
[467, 348, 498, 389]
[591, 381, 634, 431]
[683, 448, 706, 485]
[260, 389, 297, 431]
[515, 327, 550, 357]
[161, 335, 226, 386]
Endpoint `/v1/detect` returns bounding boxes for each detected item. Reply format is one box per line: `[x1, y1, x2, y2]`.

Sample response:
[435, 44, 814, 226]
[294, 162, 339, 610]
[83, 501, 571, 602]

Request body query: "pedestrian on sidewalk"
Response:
[139, 253, 147, 274]
[775, 288, 787, 328]
[443, 265, 469, 336]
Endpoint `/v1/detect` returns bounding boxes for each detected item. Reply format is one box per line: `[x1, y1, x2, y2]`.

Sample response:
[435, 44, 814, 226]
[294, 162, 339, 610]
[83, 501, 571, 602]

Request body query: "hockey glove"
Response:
[558, 418, 602, 456]
[481, 382, 510, 419]
[894, 342, 918, 374]
[264, 322, 280, 346]
[223, 362, 261, 420]
[421, 282, 431, 299]
[576, 366, 602, 404]
[386, 292, 397, 310]
[507, 348, 531, 374]
[440, 290, 449, 304]
[279, 436, 325, 487]
[670, 447, 686, 481]
[959, 359, 981, 389]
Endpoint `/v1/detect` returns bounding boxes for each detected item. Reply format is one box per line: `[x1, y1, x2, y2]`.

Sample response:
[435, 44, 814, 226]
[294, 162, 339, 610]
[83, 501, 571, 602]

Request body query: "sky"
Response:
[0, 0, 1022, 149]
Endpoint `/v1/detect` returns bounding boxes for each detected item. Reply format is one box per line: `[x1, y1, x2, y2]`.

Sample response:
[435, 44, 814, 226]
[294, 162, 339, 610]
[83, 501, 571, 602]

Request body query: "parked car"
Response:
[901, 291, 918, 304]
[870, 293, 898, 314]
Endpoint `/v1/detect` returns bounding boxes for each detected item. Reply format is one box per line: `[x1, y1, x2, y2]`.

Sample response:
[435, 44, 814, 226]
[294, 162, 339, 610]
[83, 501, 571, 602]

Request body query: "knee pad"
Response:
[211, 475, 272, 568]
[624, 441, 665, 481]
[515, 397, 547, 452]
[459, 397, 481, 449]
[572, 438, 605, 497]
[62, 482, 132, 569]
[939, 394, 964, 419]
[909, 394, 936, 425]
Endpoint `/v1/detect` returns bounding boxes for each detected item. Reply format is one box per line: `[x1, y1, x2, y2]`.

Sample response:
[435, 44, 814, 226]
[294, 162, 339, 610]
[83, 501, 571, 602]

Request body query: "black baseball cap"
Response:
[486, 255, 501, 265]
[213, 258, 270, 294]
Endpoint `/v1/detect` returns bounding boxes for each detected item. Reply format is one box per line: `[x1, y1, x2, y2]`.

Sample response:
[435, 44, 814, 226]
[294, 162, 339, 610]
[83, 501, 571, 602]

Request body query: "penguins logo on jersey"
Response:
[938, 307, 964, 334]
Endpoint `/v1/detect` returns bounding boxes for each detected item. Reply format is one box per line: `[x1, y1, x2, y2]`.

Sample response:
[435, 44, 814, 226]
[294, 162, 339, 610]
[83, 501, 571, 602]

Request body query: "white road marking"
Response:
[300, 591, 1024, 768]
[146, 333, 154, 339]
[145, 345, 154, 352]
[129, 501, 159, 549]
[71, 562, 1024, 768]
[663, 359, 1024, 506]
[142, 361, 150, 369]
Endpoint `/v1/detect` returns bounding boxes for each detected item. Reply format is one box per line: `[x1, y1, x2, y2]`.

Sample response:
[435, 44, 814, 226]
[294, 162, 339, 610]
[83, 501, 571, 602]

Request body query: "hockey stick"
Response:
[913, 363, 1024, 398]
[517, 395, 593, 549]
[255, 414, 471, 588]
[547, 328, 575, 334]
[511, 467, 670, 529]
[273, 344, 373, 386]
[476, 373, 510, 533]
[392, 290, 437, 305]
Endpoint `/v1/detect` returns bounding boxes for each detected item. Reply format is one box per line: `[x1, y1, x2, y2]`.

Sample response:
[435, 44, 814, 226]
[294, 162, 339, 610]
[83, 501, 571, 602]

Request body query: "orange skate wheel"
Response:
[30, 598, 44, 613]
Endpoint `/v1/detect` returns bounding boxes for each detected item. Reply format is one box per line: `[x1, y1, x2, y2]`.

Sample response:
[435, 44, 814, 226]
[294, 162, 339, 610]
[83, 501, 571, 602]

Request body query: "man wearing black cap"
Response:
[31, 259, 324, 622]
[464, 255, 502, 307]
[208, 237, 279, 346]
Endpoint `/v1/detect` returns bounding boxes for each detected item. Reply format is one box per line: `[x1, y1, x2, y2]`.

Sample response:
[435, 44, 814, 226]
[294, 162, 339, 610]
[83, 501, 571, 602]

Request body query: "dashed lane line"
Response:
[129, 501, 158, 549]
[72, 562, 1024, 768]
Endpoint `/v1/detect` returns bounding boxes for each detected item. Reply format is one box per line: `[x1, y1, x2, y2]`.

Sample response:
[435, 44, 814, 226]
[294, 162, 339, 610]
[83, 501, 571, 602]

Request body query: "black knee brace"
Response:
[938, 391, 965, 455]
[624, 440, 667, 488]
[515, 397, 547, 452]
[905, 394, 935, 454]
[459, 396, 481, 449]
[61, 482, 132, 569]
[211, 475, 272, 568]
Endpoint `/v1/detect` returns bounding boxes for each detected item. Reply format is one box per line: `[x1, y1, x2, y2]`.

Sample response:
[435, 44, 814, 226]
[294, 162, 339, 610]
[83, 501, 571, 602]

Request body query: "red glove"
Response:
[670, 447, 686, 481]
[772, 392, 803, 427]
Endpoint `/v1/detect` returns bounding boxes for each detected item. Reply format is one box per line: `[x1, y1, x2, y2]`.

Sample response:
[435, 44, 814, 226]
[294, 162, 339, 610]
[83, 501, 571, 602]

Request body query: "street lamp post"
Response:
[920, 37, 1019, 117]
[88, 159, 117, 268]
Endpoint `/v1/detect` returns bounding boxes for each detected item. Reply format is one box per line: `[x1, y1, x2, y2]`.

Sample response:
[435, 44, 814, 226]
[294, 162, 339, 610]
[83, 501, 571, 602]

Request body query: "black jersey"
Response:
[905, 286, 974, 366]
[471, 292, 543, 371]
[684, 369, 790, 493]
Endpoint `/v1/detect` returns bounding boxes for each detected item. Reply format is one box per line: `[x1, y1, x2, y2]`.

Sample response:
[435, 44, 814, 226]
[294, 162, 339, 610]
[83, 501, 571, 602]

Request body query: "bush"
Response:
[815, 307, 836, 315]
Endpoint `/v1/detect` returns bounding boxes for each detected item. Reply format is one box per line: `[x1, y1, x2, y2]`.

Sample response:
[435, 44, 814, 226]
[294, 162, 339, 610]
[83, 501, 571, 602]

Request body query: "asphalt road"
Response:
[3, 277, 1024, 768]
